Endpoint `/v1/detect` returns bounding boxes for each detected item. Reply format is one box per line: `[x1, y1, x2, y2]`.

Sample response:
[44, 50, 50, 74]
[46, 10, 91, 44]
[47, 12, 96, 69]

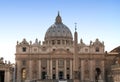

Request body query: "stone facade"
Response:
[0, 57, 13, 82]
[15, 13, 116, 82]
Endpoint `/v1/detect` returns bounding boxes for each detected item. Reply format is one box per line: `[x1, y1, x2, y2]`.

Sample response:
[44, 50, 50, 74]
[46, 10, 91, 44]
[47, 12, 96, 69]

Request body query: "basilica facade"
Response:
[15, 13, 115, 82]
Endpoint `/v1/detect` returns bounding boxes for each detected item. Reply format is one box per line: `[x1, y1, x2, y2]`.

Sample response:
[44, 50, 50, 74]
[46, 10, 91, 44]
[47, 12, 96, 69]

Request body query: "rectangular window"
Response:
[52, 40, 55, 45]
[53, 74, 56, 79]
[57, 40, 60, 44]
[22, 60, 26, 65]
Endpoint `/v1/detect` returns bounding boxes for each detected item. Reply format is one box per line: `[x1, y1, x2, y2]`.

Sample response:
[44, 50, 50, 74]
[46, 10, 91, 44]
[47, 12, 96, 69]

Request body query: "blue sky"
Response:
[0, 0, 120, 63]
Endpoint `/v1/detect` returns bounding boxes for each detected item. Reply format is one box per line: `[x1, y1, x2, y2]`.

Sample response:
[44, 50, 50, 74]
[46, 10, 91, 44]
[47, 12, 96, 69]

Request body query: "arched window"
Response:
[96, 47, 99, 52]
[22, 47, 26, 52]
[21, 68, 26, 80]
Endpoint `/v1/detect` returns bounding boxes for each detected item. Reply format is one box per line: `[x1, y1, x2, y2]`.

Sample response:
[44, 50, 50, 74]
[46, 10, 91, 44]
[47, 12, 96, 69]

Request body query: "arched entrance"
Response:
[95, 68, 101, 82]
[41, 71, 47, 79]
[21, 68, 26, 82]
[0, 71, 5, 82]
[59, 71, 64, 79]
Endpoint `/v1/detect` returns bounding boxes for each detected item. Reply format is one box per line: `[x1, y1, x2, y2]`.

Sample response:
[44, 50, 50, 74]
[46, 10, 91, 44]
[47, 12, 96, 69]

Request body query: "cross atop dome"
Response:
[55, 11, 62, 24]
[75, 22, 77, 32]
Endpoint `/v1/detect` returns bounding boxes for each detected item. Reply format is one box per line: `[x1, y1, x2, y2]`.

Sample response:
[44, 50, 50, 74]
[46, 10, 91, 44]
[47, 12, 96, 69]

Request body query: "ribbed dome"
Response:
[110, 46, 120, 53]
[45, 12, 73, 40]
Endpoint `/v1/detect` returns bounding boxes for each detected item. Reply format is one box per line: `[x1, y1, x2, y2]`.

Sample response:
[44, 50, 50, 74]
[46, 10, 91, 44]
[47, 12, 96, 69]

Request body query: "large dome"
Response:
[45, 12, 73, 40]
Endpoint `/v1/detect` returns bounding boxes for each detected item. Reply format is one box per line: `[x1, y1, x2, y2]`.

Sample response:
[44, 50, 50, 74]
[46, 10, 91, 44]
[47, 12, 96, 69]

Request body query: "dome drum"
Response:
[45, 39, 73, 46]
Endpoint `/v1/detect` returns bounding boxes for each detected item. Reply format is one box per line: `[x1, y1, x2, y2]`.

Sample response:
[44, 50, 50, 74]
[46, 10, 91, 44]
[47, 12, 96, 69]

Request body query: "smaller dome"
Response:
[110, 46, 120, 53]
[45, 12, 73, 40]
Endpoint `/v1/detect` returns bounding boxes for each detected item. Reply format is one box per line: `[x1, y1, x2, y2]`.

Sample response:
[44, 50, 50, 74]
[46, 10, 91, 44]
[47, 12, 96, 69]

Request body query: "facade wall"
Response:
[15, 13, 115, 82]
[15, 38, 106, 82]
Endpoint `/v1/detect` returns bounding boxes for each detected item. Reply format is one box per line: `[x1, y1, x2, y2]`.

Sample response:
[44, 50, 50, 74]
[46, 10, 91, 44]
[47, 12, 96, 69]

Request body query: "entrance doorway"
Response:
[95, 68, 101, 82]
[41, 71, 47, 79]
[0, 71, 5, 82]
[59, 71, 64, 79]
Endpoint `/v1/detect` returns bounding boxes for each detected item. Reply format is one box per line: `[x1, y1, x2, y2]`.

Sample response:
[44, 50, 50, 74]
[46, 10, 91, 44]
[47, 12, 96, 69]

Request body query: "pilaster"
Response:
[90, 60, 94, 81]
[56, 59, 58, 79]
[81, 60, 84, 81]
[50, 59, 52, 79]
[29, 60, 32, 80]
[64, 60, 66, 79]
[70, 60, 73, 79]
[5, 70, 9, 82]
[16, 61, 21, 82]
[39, 60, 41, 79]
[47, 59, 49, 77]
